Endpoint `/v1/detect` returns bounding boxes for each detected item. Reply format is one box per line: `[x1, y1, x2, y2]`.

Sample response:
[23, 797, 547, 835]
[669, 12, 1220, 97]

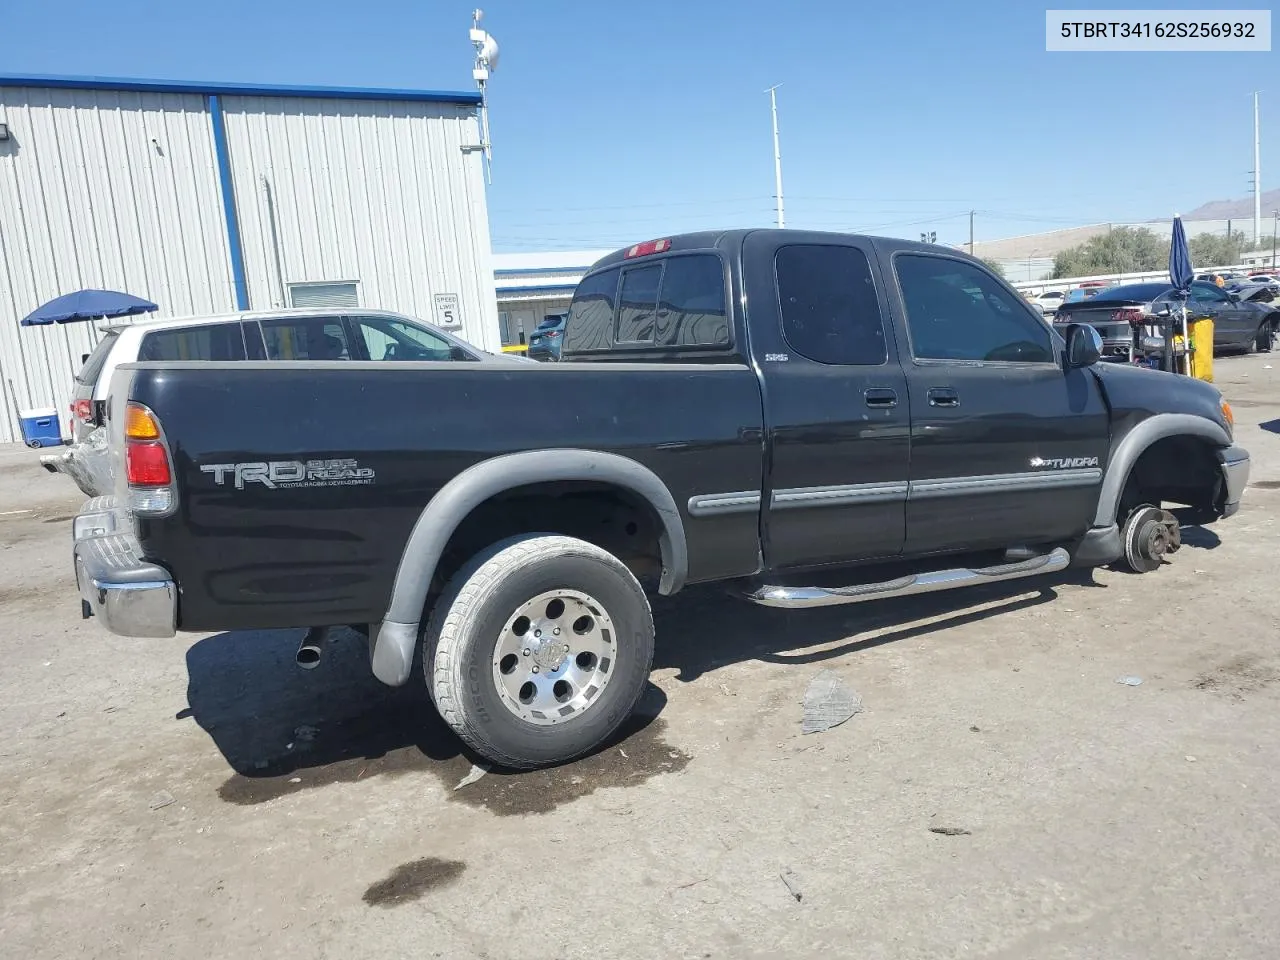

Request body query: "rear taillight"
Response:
[124, 402, 175, 515]
[1112, 308, 1145, 324]
[546, 330, 561, 338]
[71, 398, 93, 422]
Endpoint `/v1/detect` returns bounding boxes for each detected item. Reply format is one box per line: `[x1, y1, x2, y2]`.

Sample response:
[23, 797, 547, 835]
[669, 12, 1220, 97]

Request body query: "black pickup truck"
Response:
[72, 230, 1250, 769]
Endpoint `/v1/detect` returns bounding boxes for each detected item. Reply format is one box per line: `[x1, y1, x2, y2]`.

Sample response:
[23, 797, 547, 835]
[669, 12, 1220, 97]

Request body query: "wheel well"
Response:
[431, 481, 665, 595]
[1117, 435, 1221, 519]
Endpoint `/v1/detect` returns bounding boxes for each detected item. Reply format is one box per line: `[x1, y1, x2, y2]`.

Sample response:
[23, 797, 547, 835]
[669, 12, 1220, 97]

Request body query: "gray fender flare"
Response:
[1092, 413, 1231, 527]
[371, 448, 688, 687]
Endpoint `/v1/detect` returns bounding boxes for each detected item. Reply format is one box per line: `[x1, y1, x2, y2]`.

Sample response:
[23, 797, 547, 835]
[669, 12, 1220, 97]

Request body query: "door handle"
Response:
[927, 387, 960, 407]
[864, 387, 898, 408]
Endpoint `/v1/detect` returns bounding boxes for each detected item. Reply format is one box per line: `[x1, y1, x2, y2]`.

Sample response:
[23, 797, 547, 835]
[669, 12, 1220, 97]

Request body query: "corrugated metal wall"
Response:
[221, 97, 501, 353]
[0, 86, 238, 444]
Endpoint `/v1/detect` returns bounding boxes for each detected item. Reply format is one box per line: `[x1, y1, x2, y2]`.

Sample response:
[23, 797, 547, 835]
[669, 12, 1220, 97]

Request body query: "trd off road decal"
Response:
[201, 459, 376, 490]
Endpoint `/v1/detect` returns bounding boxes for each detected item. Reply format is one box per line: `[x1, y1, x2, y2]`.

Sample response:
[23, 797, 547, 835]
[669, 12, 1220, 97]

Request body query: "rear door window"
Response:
[776, 245, 888, 365]
[261, 316, 352, 360]
[564, 267, 620, 353]
[75, 332, 119, 385]
[137, 323, 247, 362]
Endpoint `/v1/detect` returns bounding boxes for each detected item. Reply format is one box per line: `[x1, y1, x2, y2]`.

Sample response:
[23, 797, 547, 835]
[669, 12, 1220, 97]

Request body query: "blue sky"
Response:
[6, 0, 1277, 252]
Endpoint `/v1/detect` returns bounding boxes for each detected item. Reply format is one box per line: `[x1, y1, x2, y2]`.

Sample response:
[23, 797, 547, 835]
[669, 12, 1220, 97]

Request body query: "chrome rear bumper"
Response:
[73, 497, 176, 638]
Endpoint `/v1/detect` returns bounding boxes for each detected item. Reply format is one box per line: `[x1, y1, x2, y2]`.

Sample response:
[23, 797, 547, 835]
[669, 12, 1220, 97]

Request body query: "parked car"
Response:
[1061, 287, 1105, 308]
[71, 229, 1248, 769]
[1247, 273, 1279, 284]
[527, 314, 567, 361]
[1035, 290, 1066, 316]
[1054, 280, 1280, 362]
[1228, 278, 1280, 301]
[43, 308, 506, 496]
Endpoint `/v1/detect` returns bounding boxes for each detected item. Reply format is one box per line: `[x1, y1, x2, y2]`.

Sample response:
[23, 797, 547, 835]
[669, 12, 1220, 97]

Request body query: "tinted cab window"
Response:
[896, 255, 1054, 363]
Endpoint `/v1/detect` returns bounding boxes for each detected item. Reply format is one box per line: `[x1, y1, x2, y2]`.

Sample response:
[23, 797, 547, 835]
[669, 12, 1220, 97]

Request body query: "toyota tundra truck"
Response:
[71, 230, 1249, 769]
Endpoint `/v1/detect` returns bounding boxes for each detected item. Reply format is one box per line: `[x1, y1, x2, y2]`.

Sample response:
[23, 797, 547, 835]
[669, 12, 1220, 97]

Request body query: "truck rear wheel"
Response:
[424, 534, 654, 770]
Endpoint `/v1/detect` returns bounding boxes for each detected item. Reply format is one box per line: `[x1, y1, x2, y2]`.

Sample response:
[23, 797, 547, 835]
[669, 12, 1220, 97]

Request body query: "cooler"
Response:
[19, 407, 63, 448]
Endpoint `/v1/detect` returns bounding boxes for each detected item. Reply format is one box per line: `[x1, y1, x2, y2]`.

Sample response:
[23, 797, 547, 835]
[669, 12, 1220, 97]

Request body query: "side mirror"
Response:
[1154, 304, 1173, 319]
[1064, 323, 1102, 368]
[448, 345, 471, 361]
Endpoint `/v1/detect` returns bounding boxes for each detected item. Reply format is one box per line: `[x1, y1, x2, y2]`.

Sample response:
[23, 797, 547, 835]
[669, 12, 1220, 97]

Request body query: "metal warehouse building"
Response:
[0, 73, 501, 444]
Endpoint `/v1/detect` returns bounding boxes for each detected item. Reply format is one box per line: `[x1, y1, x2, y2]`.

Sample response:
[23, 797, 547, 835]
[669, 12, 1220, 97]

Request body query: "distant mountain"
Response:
[1186, 188, 1280, 220]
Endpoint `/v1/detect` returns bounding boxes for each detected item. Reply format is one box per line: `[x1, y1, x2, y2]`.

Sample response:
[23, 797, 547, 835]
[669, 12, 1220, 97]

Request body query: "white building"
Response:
[492, 249, 610, 346]
[0, 73, 500, 444]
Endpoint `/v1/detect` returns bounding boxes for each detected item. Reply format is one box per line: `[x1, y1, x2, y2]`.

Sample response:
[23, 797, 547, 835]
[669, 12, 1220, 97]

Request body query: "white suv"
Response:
[44, 308, 505, 496]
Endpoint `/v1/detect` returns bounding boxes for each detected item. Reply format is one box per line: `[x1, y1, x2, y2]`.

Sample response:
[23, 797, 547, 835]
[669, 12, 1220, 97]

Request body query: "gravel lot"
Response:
[2, 356, 1279, 960]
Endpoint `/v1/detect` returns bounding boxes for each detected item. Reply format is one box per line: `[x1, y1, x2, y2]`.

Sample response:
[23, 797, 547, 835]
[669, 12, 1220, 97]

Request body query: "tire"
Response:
[1254, 325, 1272, 354]
[24, 440, 40, 449]
[425, 534, 654, 770]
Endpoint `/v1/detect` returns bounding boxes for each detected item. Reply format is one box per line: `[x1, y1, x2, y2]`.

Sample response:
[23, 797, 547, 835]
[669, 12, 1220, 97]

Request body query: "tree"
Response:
[1188, 230, 1249, 268]
[981, 257, 1005, 277]
[1052, 227, 1167, 278]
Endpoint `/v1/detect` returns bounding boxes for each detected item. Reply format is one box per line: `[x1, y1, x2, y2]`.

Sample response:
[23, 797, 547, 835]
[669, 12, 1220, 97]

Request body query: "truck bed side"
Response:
[120, 360, 764, 631]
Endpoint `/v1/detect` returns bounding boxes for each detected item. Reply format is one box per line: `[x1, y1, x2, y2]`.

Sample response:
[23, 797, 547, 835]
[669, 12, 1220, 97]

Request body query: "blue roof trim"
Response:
[495, 284, 579, 296]
[494, 265, 593, 277]
[0, 73, 482, 106]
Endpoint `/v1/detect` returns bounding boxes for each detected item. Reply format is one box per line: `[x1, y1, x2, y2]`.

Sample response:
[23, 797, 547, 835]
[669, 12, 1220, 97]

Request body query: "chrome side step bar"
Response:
[747, 547, 1071, 609]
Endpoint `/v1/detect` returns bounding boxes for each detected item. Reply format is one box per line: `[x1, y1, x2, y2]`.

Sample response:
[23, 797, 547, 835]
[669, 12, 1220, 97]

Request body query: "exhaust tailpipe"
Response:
[295, 627, 328, 669]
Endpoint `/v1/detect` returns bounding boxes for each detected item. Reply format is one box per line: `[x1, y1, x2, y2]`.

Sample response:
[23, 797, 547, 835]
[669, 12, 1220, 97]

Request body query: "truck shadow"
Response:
[651, 574, 1083, 683]
[184, 570, 1091, 798]
[184, 629, 678, 810]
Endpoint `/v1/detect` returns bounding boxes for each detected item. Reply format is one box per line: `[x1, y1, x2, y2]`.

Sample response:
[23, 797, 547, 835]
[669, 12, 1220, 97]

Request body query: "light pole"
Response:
[766, 84, 785, 228]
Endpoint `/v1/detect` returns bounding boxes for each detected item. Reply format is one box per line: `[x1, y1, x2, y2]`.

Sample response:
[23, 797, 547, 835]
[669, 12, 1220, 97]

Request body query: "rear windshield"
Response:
[563, 253, 729, 354]
[1085, 283, 1169, 302]
[74, 331, 119, 386]
[535, 316, 565, 330]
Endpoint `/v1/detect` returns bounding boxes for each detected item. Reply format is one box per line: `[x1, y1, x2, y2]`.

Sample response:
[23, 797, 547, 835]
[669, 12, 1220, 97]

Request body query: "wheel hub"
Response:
[492, 589, 615, 726]
[529, 630, 568, 672]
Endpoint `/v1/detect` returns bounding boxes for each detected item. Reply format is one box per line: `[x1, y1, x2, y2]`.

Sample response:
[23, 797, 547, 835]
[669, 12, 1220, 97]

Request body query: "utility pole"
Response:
[969, 210, 975, 254]
[1273, 209, 1278, 268]
[766, 84, 785, 229]
[1253, 91, 1262, 244]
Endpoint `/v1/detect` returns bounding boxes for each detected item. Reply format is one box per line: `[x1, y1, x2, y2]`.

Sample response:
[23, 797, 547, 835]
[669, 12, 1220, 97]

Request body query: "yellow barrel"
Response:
[1188, 317, 1214, 382]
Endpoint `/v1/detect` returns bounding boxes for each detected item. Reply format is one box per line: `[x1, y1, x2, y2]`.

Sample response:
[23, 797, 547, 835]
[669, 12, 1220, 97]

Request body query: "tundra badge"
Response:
[1030, 456, 1100, 469]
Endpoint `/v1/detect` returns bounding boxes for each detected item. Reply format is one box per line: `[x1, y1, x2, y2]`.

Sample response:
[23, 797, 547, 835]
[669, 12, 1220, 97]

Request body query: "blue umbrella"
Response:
[1169, 217, 1194, 295]
[1167, 217, 1194, 374]
[21, 289, 158, 326]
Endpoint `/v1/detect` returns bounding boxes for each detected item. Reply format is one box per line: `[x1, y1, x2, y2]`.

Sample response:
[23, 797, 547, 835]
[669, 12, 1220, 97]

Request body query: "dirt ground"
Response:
[2, 356, 1279, 960]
